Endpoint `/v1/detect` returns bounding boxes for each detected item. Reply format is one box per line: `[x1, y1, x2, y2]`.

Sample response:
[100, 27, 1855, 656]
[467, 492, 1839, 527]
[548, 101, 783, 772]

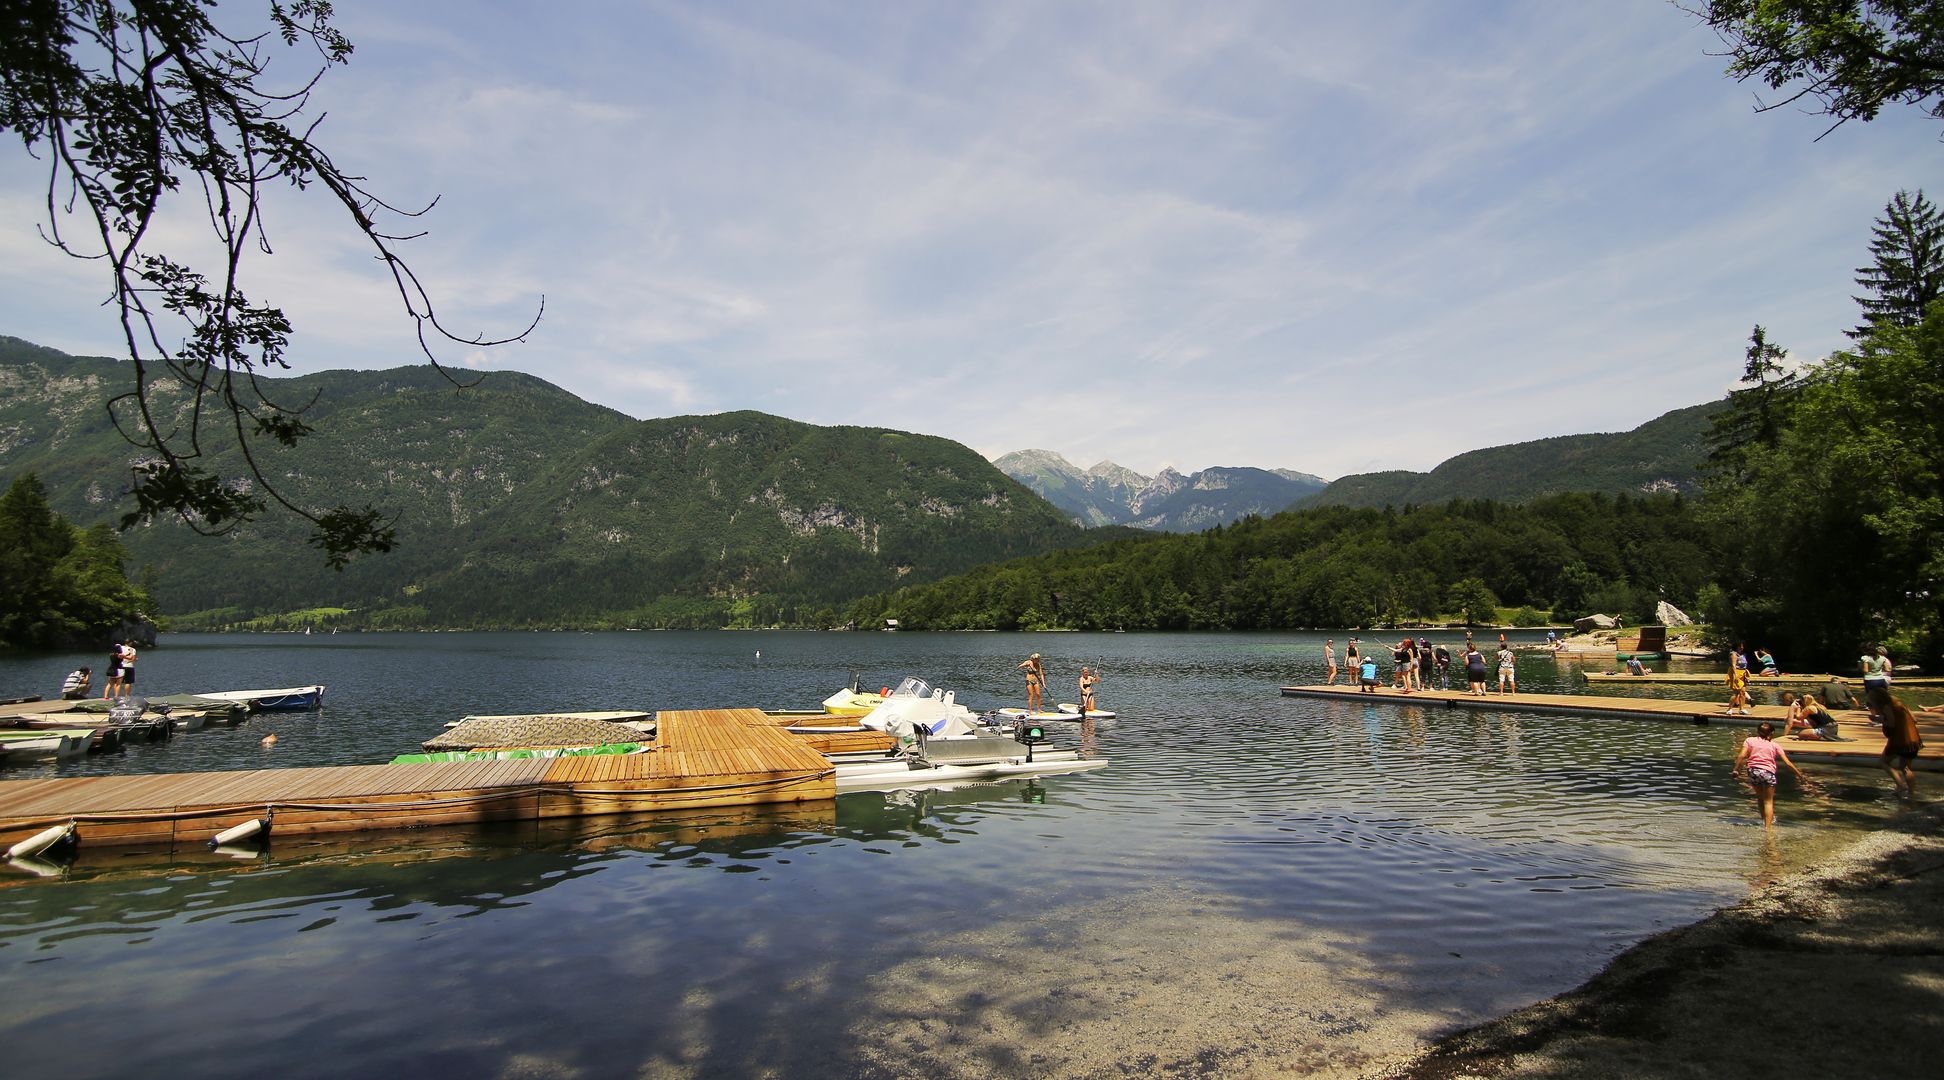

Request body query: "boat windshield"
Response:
[888, 677, 931, 699]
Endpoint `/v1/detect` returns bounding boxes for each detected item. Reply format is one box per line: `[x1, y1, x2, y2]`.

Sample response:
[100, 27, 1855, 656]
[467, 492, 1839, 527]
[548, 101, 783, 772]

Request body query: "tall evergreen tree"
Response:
[1852, 189, 1944, 340]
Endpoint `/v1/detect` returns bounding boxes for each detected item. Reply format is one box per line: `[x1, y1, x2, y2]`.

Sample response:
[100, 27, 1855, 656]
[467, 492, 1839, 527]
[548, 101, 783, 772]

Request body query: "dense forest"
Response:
[839, 188, 1944, 670]
[0, 474, 152, 650]
[845, 493, 1710, 632]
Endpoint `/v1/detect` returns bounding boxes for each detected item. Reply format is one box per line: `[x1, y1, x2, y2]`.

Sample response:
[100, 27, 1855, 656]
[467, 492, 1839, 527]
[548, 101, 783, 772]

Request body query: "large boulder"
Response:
[1574, 614, 1619, 633]
[1656, 600, 1693, 627]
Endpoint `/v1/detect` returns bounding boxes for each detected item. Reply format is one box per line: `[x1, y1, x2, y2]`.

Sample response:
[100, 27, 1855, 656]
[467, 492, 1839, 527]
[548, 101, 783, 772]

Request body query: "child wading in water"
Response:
[1733, 721, 1817, 829]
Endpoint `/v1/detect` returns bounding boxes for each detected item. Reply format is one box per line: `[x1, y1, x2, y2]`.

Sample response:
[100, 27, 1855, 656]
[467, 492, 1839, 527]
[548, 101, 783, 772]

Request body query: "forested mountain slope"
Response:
[0, 337, 1099, 626]
[1300, 403, 1721, 509]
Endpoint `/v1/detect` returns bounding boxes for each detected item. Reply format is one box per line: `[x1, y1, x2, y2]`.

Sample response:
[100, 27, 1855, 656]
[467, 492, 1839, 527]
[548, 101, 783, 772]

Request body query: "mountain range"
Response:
[3, 331, 1725, 627]
[992, 450, 1327, 531]
[0, 336, 1096, 627]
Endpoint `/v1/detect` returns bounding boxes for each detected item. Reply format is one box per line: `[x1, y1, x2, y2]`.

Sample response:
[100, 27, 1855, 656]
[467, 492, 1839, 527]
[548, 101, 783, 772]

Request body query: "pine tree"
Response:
[1852, 189, 1944, 340]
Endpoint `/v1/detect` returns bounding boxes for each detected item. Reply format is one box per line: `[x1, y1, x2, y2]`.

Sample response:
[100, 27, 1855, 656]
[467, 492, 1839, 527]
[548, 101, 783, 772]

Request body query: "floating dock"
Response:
[0, 708, 837, 853]
[1581, 671, 1944, 687]
[1280, 685, 1944, 771]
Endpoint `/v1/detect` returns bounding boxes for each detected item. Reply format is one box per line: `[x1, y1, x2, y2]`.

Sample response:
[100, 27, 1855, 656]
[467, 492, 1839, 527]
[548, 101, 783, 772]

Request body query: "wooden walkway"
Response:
[0, 708, 837, 852]
[1280, 685, 1944, 771]
[1582, 672, 1944, 687]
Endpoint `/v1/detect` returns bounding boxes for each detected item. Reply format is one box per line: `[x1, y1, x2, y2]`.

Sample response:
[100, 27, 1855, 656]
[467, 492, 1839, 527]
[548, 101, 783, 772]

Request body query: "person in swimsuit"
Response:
[1017, 653, 1046, 712]
[1754, 648, 1778, 675]
[1880, 694, 1925, 797]
[1782, 693, 1842, 741]
[1324, 639, 1338, 685]
[1078, 667, 1099, 715]
[1733, 721, 1811, 829]
[1464, 646, 1489, 696]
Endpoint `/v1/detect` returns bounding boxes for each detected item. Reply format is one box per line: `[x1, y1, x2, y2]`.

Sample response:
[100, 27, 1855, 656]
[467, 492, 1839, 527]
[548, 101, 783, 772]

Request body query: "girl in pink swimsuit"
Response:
[1732, 722, 1814, 829]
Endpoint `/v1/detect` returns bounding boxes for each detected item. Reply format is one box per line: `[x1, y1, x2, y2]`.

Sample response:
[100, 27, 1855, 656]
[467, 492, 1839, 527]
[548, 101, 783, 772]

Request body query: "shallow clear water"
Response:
[0, 632, 1907, 1077]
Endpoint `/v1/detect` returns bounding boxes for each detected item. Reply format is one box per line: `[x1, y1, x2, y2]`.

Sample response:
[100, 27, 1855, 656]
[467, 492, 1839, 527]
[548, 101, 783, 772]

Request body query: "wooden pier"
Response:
[0, 708, 838, 853]
[1580, 671, 1944, 688]
[1280, 685, 1944, 771]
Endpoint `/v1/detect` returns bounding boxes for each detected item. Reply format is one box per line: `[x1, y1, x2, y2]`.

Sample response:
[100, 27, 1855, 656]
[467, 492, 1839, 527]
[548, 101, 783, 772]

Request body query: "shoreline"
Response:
[1378, 798, 1944, 1078]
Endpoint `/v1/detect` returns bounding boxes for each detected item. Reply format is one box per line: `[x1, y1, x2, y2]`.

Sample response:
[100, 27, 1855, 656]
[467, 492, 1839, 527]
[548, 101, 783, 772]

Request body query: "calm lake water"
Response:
[0, 632, 1912, 1078]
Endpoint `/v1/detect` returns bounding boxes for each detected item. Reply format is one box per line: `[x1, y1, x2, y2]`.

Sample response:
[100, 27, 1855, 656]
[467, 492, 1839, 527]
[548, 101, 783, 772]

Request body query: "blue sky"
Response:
[1, 1, 1934, 479]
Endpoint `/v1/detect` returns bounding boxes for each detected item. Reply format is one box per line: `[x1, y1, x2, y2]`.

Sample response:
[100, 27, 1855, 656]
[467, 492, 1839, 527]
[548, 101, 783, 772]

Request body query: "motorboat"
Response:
[832, 677, 1104, 793]
[820, 675, 887, 716]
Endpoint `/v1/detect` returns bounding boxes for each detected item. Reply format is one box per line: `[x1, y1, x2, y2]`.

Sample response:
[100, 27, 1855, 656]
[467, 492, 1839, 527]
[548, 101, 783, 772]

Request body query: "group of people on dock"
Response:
[1324, 633, 1519, 696]
[57, 640, 139, 702]
[1731, 642, 1929, 827]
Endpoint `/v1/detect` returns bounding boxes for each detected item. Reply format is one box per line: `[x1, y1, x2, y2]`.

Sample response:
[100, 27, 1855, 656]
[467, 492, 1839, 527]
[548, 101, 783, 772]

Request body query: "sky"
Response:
[1, 1, 1936, 480]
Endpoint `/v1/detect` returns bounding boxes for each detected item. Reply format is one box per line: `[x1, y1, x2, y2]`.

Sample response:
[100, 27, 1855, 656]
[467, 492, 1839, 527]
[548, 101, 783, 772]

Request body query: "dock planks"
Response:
[1280, 684, 1943, 771]
[0, 707, 837, 852]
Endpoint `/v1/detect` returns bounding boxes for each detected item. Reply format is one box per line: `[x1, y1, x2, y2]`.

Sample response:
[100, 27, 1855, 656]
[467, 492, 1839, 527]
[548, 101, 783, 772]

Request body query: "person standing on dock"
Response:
[1495, 643, 1517, 694]
[1433, 641, 1452, 690]
[1464, 645, 1489, 695]
[1733, 721, 1812, 829]
[1017, 653, 1046, 713]
[1723, 663, 1751, 716]
[1346, 638, 1360, 682]
[1325, 639, 1338, 685]
[1861, 646, 1894, 713]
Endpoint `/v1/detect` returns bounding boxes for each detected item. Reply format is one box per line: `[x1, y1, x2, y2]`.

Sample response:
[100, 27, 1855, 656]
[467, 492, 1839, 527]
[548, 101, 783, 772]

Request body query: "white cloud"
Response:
[1, 1, 1935, 481]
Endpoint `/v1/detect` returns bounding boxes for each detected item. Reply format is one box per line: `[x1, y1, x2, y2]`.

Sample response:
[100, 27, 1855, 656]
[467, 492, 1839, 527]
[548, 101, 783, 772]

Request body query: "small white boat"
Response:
[831, 677, 1104, 793]
[194, 685, 326, 711]
[0, 729, 91, 761]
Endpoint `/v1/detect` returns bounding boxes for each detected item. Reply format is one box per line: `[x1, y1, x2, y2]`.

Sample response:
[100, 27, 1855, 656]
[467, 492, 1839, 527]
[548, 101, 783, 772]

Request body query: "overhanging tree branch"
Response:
[0, 0, 543, 568]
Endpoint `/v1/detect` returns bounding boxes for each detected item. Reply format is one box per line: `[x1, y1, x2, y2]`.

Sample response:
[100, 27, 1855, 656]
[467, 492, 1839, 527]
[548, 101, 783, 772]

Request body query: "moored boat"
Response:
[194, 685, 326, 711]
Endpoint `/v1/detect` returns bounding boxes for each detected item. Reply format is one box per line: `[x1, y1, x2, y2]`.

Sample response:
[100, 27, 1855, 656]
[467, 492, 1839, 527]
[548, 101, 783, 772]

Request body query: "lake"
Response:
[0, 631, 1906, 1078]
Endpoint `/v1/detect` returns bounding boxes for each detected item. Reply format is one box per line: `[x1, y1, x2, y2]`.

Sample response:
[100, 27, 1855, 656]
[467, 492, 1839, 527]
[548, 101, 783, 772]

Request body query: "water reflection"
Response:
[0, 631, 1915, 1078]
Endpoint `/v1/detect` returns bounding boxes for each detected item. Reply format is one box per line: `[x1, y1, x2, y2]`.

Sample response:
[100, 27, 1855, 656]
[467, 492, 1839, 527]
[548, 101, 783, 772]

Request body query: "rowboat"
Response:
[0, 729, 93, 761]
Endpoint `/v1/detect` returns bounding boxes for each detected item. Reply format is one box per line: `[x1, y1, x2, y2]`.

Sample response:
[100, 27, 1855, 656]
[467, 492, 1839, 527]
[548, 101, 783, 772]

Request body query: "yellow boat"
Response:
[820, 680, 887, 716]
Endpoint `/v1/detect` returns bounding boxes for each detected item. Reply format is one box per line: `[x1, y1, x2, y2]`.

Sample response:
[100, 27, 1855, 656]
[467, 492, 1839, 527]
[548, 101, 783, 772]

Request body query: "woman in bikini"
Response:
[1017, 653, 1046, 712]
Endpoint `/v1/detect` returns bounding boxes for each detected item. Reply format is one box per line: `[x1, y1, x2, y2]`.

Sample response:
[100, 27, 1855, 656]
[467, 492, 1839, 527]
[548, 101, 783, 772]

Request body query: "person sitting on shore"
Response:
[1782, 693, 1843, 741]
[60, 666, 91, 700]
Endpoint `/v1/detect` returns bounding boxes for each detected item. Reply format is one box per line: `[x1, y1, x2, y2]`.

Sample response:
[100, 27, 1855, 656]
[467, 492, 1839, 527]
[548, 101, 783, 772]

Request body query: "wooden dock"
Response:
[1581, 671, 1944, 688]
[0, 708, 837, 853]
[1279, 685, 1944, 771]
